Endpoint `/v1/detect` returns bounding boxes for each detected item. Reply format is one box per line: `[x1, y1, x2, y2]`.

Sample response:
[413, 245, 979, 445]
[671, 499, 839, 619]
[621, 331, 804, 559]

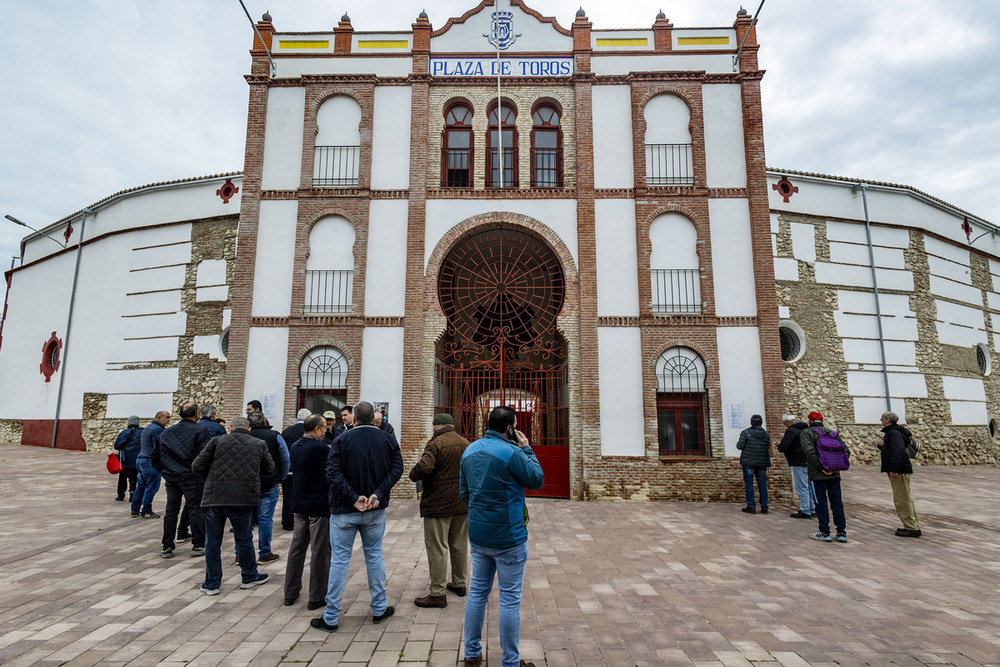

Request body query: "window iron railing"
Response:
[313, 145, 360, 187]
[645, 143, 694, 186]
[487, 147, 517, 188]
[443, 148, 472, 187]
[305, 269, 353, 313]
[651, 268, 701, 314]
[531, 147, 562, 187]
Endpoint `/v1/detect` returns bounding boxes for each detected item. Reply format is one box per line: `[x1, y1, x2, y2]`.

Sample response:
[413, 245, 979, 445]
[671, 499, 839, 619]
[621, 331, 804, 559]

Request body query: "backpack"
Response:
[905, 434, 921, 459]
[810, 427, 850, 471]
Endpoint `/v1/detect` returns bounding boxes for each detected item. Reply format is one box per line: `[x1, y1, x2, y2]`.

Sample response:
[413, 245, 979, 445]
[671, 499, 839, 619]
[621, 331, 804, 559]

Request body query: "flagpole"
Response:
[496, 15, 503, 191]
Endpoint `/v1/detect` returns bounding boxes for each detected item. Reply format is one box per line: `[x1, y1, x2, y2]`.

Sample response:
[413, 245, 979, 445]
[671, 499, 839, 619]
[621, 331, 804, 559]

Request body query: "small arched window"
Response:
[304, 216, 355, 314]
[443, 104, 473, 187]
[644, 94, 694, 186]
[487, 103, 517, 188]
[314, 96, 362, 187]
[649, 213, 701, 314]
[531, 105, 562, 187]
[655, 346, 708, 456]
[298, 346, 348, 415]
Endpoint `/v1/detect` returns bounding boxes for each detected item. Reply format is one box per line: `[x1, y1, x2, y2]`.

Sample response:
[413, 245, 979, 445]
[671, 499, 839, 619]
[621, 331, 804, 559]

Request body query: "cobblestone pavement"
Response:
[0, 446, 997, 666]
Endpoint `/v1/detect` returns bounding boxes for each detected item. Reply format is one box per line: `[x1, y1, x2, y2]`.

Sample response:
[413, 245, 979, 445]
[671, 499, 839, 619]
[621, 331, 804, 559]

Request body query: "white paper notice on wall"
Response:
[262, 395, 277, 422]
[729, 404, 745, 429]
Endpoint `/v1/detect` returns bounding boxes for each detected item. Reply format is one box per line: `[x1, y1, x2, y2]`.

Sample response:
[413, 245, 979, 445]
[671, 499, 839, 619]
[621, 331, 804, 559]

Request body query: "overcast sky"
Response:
[1, 0, 996, 265]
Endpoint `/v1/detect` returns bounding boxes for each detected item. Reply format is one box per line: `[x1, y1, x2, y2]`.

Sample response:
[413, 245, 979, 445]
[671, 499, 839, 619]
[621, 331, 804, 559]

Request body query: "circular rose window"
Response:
[40, 331, 62, 382]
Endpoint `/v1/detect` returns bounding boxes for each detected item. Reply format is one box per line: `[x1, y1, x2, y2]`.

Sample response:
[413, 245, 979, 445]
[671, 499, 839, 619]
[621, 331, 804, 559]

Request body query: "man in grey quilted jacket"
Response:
[192, 416, 274, 595]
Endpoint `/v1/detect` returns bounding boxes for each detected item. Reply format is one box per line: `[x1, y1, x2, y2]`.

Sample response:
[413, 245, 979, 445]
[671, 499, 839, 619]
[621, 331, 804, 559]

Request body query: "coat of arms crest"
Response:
[485, 10, 520, 50]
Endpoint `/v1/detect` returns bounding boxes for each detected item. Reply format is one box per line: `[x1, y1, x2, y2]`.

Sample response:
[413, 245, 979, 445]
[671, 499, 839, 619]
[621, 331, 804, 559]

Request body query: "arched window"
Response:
[531, 104, 562, 187]
[304, 216, 355, 314]
[655, 346, 708, 456]
[644, 94, 693, 185]
[314, 96, 362, 187]
[486, 103, 517, 188]
[443, 104, 473, 187]
[649, 213, 701, 314]
[299, 346, 348, 415]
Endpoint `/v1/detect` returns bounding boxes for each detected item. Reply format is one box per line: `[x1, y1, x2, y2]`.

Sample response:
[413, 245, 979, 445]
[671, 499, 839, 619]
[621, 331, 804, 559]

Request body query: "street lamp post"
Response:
[4, 210, 90, 448]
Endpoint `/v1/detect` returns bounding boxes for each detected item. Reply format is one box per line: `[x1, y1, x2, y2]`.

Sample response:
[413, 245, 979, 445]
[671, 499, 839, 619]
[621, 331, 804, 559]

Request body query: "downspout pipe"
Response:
[51, 208, 91, 449]
[856, 183, 892, 412]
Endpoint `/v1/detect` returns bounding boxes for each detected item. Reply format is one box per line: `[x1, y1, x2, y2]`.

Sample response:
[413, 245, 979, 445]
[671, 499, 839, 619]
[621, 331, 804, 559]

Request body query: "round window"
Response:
[778, 321, 806, 362]
[40, 332, 62, 383]
[976, 343, 990, 376]
[990, 418, 997, 439]
[220, 328, 230, 360]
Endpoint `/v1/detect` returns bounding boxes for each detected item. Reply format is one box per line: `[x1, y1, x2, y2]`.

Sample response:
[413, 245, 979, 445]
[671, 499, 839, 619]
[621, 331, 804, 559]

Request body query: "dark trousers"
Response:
[280, 475, 295, 530]
[116, 468, 138, 500]
[204, 506, 260, 590]
[177, 504, 190, 538]
[812, 478, 847, 537]
[163, 478, 205, 550]
[284, 514, 331, 604]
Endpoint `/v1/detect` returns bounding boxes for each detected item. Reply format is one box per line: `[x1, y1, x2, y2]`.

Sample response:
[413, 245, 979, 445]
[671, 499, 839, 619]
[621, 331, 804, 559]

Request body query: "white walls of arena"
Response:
[716, 327, 767, 456]
[597, 327, 645, 456]
[243, 327, 290, 426]
[360, 328, 404, 429]
[260, 88, 305, 190]
[371, 87, 412, 189]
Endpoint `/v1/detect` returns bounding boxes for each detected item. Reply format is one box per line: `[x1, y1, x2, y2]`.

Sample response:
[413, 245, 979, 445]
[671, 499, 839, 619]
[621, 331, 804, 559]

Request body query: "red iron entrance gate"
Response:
[436, 226, 570, 498]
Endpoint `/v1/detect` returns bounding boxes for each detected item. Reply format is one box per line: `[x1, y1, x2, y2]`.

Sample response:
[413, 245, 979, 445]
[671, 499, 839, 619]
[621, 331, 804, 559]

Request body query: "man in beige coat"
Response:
[409, 413, 471, 608]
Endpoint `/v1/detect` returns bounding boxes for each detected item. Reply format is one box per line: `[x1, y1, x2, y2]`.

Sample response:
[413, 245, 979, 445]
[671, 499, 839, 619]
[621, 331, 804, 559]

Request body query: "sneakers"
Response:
[446, 583, 467, 596]
[141, 512, 161, 519]
[160, 547, 174, 558]
[190, 547, 206, 557]
[808, 532, 832, 542]
[130, 511, 140, 518]
[239, 573, 269, 589]
[895, 528, 922, 538]
[789, 511, 811, 519]
[741, 506, 756, 514]
[414, 594, 447, 608]
[836, 534, 848, 543]
[258, 552, 281, 564]
[373, 606, 395, 624]
[310, 617, 338, 633]
[201, 585, 220, 596]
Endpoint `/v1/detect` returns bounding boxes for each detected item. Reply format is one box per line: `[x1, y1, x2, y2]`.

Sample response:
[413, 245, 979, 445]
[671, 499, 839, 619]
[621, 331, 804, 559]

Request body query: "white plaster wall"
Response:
[837, 290, 912, 316]
[315, 96, 362, 146]
[935, 301, 987, 347]
[827, 221, 910, 248]
[260, 87, 305, 190]
[834, 312, 918, 341]
[930, 277, 982, 306]
[773, 258, 798, 281]
[252, 200, 298, 317]
[854, 398, 906, 424]
[430, 3, 573, 53]
[842, 339, 917, 367]
[828, 242, 905, 269]
[942, 376, 986, 401]
[366, 200, 409, 317]
[708, 198, 756, 316]
[106, 393, 176, 420]
[277, 58, 413, 78]
[950, 401, 987, 425]
[592, 86, 635, 189]
[596, 327, 645, 456]
[196, 259, 228, 302]
[790, 223, 816, 263]
[360, 328, 404, 428]
[306, 217, 355, 270]
[701, 83, 746, 189]
[927, 255, 972, 285]
[424, 200, 578, 268]
[591, 54, 734, 75]
[814, 264, 914, 291]
[244, 327, 290, 427]
[371, 87, 412, 189]
[716, 327, 766, 456]
[594, 199, 639, 317]
[194, 335, 226, 361]
[644, 94, 690, 144]
[847, 371, 927, 398]
[650, 213, 698, 268]
[925, 235, 971, 266]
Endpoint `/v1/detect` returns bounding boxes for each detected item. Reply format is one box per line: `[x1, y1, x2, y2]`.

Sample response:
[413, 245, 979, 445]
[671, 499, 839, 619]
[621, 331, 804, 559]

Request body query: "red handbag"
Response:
[107, 453, 123, 474]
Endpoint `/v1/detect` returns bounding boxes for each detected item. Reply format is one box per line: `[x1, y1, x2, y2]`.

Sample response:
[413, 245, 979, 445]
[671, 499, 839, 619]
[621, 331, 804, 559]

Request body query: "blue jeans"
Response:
[256, 486, 280, 557]
[323, 509, 387, 626]
[812, 477, 846, 536]
[792, 466, 815, 514]
[203, 506, 259, 590]
[741, 465, 768, 509]
[464, 542, 529, 667]
[131, 457, 160, 514]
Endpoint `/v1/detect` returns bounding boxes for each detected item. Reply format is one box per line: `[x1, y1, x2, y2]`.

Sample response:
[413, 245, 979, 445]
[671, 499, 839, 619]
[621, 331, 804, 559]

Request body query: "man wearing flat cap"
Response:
[408, 413, 471, 608]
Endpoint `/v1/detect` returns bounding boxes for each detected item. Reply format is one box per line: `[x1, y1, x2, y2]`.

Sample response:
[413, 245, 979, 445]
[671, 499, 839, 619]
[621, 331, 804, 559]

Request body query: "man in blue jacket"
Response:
[131, 411, 170, 518]
[460, 405, 544, 667]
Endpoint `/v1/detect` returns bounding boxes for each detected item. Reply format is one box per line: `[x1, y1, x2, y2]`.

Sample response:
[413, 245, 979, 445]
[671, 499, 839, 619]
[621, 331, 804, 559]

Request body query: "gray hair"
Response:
[247, 411, 268, 429]
[230, 416, 250, 430]
[883, 411, 899, 424]
[201, 404, 217, 420]
[782, 414, 796, 423]
[296, 408, 311, 421]
[353, 401, 375, 425]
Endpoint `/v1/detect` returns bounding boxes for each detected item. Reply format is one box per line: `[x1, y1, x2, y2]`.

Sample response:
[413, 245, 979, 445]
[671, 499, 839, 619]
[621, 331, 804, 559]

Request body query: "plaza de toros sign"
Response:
[430, 57, 574, 77]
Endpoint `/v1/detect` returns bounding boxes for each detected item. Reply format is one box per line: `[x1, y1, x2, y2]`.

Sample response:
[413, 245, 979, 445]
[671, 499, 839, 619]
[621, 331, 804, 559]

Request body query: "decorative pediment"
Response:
[431, 0, 573, 54]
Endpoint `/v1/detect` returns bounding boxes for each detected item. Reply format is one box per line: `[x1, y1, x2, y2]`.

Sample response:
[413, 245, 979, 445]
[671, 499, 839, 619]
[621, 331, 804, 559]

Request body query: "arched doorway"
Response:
[434, 225, 570, 498]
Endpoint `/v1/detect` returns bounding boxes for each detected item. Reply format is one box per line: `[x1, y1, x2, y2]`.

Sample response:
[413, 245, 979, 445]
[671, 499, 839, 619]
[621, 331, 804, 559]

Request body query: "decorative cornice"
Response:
[249, 317, 290, 327]
[629, 71, 707, 82]
[595, 188, 635, 199]
[704, 73, 742, 83]
[364, 316, 405, 327]
[301, 74, 379, 85]
[370, 190, 410, 199]
[427, 187, 576, 199]
[261, 190, 298, 200]
[597, 317, 640, 327]
[705, 188, 748, 199]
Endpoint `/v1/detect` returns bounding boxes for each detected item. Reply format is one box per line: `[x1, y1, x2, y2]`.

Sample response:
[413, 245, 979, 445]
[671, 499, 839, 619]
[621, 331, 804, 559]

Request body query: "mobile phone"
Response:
[506, 424, 518, 442]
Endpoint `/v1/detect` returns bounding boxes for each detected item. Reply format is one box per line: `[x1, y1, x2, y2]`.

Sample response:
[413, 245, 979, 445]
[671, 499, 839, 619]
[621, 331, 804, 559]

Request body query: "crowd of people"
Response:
[112, 400, 544, 667]
[735, 410, 923, 541]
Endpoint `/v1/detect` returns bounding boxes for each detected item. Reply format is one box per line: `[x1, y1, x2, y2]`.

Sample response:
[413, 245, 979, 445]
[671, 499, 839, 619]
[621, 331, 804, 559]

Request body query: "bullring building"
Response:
[2, 1, 998, 501]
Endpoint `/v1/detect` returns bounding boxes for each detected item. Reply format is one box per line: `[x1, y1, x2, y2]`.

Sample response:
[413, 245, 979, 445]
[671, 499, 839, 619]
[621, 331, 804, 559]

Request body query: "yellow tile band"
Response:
[279, 40, 330, 49]
[358, 40, 409, 49]
[595, 38, 648, 47]
[676, 36, 730, 46]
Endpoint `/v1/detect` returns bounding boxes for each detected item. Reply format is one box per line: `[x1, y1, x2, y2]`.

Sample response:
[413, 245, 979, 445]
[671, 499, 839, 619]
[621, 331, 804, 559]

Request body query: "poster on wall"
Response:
[728, 404, 745, 430]
[262, 395, 277, 422]
[373, 402, 390, 423]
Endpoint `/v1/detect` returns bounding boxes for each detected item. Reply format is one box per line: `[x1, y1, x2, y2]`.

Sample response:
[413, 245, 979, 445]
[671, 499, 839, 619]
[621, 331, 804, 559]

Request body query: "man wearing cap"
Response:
[323, 411, 341, 444]
[113, 416, 143, 502]
[799, 411, 849, 543]
[409, 413, 471, 608]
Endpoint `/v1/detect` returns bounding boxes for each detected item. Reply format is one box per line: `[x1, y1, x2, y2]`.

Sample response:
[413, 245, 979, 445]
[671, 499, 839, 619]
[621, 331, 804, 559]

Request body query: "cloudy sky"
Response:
[1, 0, 996, 264]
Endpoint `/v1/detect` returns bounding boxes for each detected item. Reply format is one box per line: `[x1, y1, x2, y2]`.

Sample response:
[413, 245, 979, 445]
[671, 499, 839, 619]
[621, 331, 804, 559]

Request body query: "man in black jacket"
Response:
[280, 408, 312, 531]
[878, 411, 921, 537]
[152, 402, 209, 558]
[311, 401, 403, 633]
[284, 414, 332, 609]
[778, 414, 814, 519]
[192, 416, 274, 595]
[248, 411, 290, 563]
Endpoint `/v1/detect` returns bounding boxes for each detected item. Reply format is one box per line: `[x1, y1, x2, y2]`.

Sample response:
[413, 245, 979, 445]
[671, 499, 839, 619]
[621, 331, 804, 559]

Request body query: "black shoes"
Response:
[373, 606, 395, 624]
[760, 507, 768, 514]
[741, 506, 756, 514]
[307, 600, 325, 611]
[284, 597, 297, 607]
[789, 511, 811, 519]
[310, 617, 338, 633]
[446, 583, 467, 596]
[895, 528, 922, 538]
[414, 594, 447, 608]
